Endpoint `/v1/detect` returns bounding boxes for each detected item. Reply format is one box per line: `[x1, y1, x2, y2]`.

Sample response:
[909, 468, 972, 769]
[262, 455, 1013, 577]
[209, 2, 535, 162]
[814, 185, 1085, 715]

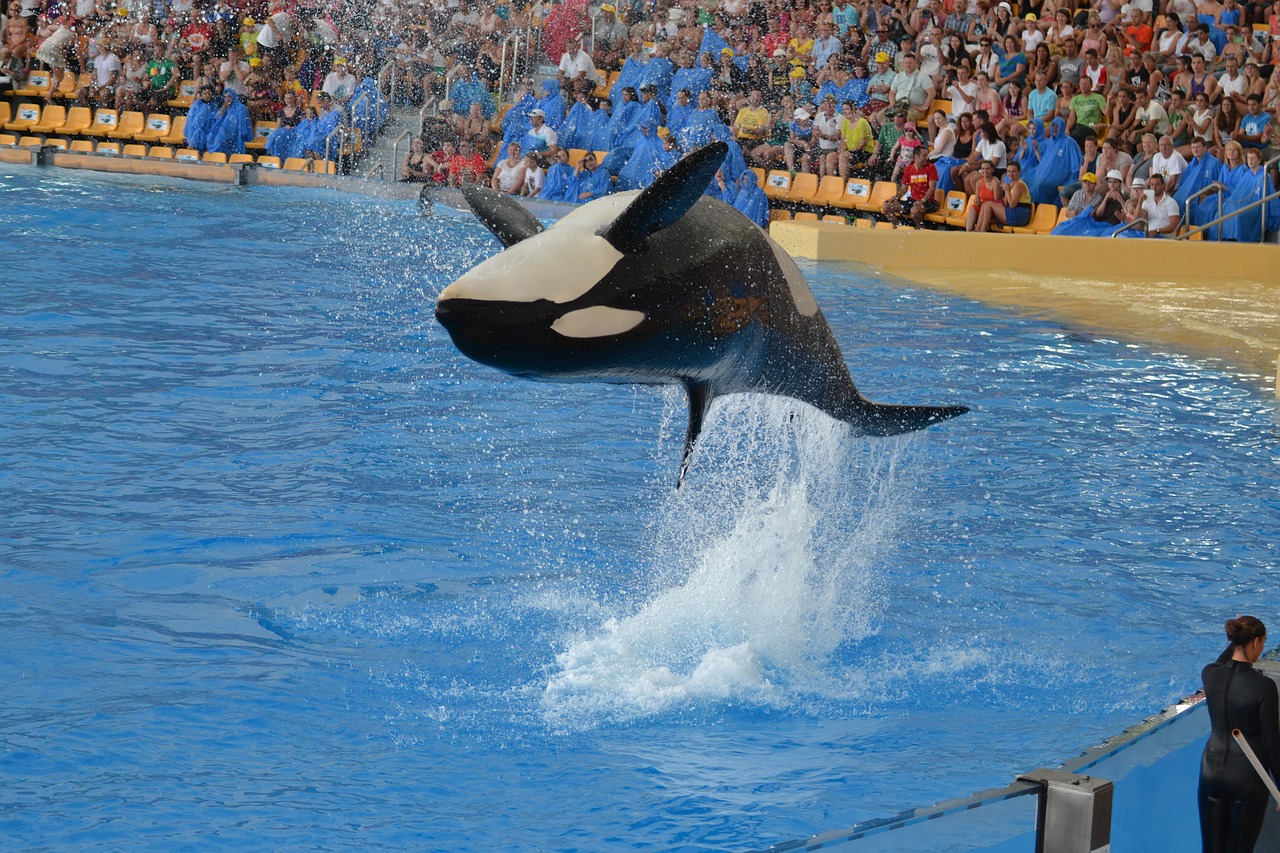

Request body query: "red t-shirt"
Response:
[449, 153, 487, 178]
[902, 161, 938, 200]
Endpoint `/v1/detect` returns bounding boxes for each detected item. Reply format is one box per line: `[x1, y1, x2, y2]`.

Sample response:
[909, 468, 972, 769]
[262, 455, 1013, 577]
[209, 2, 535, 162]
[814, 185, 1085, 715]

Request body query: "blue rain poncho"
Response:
[667, 67, 712, 112]
[301, 108, 344, 158]
[501, 89, 538, 142]
[184, 95, 218, 152]
[205, 91, 254, 155]
[541, 162, 578, 203]
[557, 101, 593, 150]
[1220, 163, 1280, 242]
[266, 115, 315, 160]
[349, 75, 388, 136]
[617, 124, 678, 190]
[666, 100, 694, 138]
[610, 54, 647, 100]
[537, 79, 567, 129]
[732, 169, 770, 227]
[637, 55, 674, 102]
[575, 165, 614, 203]
[583, 104, 613, 151]
[1173, 151, 1222, 214]
[704, 173, 737, 205]
[676, 108, 723, 151]
[1015, 118, 1044, 175]
[1024, 117, 1081, 204]
[1049, 195, 1113, 236]
[452, 74, 497, 119]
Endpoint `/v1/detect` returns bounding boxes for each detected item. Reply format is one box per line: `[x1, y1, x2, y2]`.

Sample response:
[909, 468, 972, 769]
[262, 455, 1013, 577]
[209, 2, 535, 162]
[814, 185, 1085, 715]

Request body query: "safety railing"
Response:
[442, 65, 464, 114]
[388, 128, 413, 183]
[1111, 216, 1148, 237]
[498, 31, 526, 105]
[1183, 182, 1224, 240]
[365, 162, 385, 181]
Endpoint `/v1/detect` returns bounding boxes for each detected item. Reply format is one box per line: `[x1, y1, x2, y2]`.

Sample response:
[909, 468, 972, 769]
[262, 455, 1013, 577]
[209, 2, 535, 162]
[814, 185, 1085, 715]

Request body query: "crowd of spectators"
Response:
[5, 0, 1279, 236]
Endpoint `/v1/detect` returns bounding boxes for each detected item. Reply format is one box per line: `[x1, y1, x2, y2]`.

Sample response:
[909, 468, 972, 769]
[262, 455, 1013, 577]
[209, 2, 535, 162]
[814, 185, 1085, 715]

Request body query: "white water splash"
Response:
[541, 395, 917, 727]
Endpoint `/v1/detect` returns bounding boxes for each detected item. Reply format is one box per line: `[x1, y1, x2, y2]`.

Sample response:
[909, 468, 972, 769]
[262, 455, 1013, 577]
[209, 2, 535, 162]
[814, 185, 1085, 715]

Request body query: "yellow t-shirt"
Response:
[734, 106, 771, 140]
[840, 116, 876, 153]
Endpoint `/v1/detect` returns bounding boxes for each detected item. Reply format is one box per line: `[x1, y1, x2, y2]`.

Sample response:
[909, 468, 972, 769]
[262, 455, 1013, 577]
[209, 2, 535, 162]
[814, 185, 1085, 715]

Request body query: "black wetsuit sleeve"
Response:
[1259, 678, 1280, 776]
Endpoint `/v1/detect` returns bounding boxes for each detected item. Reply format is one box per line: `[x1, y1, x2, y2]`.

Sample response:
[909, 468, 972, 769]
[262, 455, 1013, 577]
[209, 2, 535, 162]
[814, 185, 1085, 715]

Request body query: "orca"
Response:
[435, 141, 968, 482]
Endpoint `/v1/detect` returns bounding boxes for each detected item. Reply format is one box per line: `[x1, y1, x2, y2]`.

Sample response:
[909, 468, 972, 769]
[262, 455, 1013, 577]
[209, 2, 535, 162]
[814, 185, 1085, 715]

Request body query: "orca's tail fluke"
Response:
[849, 401, 969, 436]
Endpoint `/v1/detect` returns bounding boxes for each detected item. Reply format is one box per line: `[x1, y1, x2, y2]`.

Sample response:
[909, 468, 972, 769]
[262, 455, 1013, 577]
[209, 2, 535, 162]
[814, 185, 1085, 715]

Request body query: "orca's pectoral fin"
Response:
[855, 402, 969, 436]
[676, 382, 713, 488]
[460, 183, 545, 247]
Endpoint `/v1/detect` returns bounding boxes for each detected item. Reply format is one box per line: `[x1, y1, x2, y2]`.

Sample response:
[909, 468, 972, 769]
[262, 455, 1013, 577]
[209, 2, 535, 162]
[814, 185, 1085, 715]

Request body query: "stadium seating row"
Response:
[0, 133, 338, 172]
[0, 104, 282, 150]
[9, 74, 333, 111]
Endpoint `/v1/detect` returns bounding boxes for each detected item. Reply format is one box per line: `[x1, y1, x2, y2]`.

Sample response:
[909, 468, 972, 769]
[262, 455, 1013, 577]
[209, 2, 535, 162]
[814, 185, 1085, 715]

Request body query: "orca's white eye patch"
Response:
[551, 306, 646, 338]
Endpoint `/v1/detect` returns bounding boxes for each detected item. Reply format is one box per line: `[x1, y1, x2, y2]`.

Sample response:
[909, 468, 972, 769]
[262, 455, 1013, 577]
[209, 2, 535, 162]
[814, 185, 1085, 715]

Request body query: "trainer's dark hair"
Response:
[1226, 616, 1267, 647]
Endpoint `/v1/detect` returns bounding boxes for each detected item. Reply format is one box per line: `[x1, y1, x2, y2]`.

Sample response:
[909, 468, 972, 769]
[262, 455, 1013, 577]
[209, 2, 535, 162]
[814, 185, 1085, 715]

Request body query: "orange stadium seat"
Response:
[945, 195, 977, 228]
[95, 141, 121, 156]
[0, 103, 9, 127]
[821, 213, 848, 223]
[4, 103, 44, 133]
[283, 157, 310, 171]
[18, 135, 42, 147]
[174, 148, 201, 161]
[811, 175, 846, 207]
[135, 113, 172, 143]
[81, 109, 120, 138]
[257, 155, 282, 168]
[26, 104, 66, 135]
[167, 80, 196, 109]
[567, 148, 588, 168]
[926, 190, 967, 225]
[11, 70, 50, 99]
[107, 111, 145, 140]
[784, 171, 819, 205]
[793, 211, 820, 221]
[768, 209, 792, 221]
[0, 133, 15, 146]
[229, 153, 255, 164]
[68, 139, 94, 153]
[246, 121, 277, 151]
[830, 177, 871, 209]
[202, 151, 228, 163]
[1012, 203, 1060, 235]
[122, 143, 148, 157]
[57, 106, 93, 136]
[43, 137, 69, 149]
[763, 170, 791, 199]
[147, 147, 175, 159]
[157, 116, 187, 146]
[858, 180, 898, 214]
[854, 216, 873, 227]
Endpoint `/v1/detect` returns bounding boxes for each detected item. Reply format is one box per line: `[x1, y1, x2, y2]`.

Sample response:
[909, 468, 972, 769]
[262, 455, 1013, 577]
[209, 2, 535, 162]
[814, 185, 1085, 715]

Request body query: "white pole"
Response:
[1231, 729, 1280, 807]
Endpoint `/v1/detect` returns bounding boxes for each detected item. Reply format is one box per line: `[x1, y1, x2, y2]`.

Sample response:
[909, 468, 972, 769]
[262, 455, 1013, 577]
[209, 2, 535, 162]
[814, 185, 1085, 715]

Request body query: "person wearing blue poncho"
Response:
[205, 90, 254, 155]
[1051, 170, 1128, 236]
[705, 168, 737, 205]
[267, 106, 318, 160]
[602, 88, 641, 174]
[573, 151, 614, 203]
[1172, 137, 1222, 214]
[666, 89, 694, 139]
[676, 92, 724, 152]
[1220, 147, 1280, 242]
[732, 169, 770, 227]
[626, 86, 663, 145]
[667, 54, 713, 113]
[1014, 117, 1044, 175]
[617, 124, 680, 190]
[711, 123, 748, 182]
[557, 94, 593, 151]
[453, 70, 497, 121]
[584, 98, 613, 151]
[637, 42, 674, 102]
[536, 78, 567, 130]
[183, 85, 219, 152]
[610, 42, 648, 101]
[541, 149, 578, 203]
[1024, 117, 1081, 204]
[501, 86, 537, 143]
[349, 73, 388, 138]
[302, 94, 345, 159]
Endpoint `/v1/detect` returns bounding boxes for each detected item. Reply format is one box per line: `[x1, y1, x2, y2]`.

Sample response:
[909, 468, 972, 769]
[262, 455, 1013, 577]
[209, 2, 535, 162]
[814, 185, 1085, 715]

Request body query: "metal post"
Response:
[1017, 769, 1113, 853]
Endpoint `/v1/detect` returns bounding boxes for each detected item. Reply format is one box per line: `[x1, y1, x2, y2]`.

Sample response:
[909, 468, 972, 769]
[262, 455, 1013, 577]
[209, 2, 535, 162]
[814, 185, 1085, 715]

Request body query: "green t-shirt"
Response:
[1070, 93, 1107, 129]
[876, 122, 903, 153]
[147, 59, 176, 92]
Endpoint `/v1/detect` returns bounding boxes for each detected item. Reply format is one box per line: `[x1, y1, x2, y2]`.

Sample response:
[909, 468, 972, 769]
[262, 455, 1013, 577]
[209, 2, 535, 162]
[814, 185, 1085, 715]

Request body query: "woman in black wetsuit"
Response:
[1200, 615, 1280, 853]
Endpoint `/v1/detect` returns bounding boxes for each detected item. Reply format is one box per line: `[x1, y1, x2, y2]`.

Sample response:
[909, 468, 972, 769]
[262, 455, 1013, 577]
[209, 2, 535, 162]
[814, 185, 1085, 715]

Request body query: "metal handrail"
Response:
[389, 127, 413, 183]
[324, 124, 343, 164]
[1182, 182, 1224, 240]
[499, 32, 527, 105]
[365, 162, 385, 180]
[1177, 187, 1280, 241]
[1111, 216, 1148, 237]
[443, 64, 463, 112]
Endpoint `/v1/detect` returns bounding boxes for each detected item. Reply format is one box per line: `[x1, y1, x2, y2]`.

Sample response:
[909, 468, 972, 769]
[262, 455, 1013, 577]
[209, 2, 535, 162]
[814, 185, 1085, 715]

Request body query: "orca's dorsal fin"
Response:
[461, 182, 545, 247]
[603, 142, 728, 255]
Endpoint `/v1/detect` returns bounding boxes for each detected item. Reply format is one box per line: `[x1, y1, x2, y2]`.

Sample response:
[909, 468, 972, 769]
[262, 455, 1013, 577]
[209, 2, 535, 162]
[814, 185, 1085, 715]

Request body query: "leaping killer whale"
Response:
[434, 141, 968, 482]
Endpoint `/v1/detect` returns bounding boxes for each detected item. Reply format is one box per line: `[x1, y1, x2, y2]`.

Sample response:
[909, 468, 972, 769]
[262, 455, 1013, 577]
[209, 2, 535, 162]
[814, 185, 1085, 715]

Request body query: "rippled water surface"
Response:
[2, 166, 1278, 851]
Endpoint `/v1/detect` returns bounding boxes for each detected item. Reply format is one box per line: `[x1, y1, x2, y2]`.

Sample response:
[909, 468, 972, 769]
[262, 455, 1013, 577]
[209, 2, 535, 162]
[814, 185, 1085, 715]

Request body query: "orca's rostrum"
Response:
[434, 141, 968, 482]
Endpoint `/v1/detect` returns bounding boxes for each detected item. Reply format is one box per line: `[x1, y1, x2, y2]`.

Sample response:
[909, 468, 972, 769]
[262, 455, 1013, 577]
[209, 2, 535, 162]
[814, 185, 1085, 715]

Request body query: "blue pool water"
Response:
[2, 165, 1278, 851]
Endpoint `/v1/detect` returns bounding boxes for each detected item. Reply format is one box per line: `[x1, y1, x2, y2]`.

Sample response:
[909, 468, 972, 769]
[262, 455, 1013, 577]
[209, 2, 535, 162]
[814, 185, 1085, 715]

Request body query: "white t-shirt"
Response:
[814, 111, 842, 150]
[1143, 192, 1180, 231]
[322, 70, 357, 100]
[948, 80, 978, 118]
[93, 52, 120, 88]
[558, 48, 599, 83]
[976, 136, 1007, 168]
[220, 59, 251, 96]
[523, 165, 545, 195]
[495, 158, 524, 192]
[256, 12, 291, 48]
[1151, 150, 1187, 182]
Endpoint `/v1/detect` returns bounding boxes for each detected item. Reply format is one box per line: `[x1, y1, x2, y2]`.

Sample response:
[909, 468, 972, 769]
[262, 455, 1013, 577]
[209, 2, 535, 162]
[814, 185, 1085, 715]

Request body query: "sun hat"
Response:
[794, 108, 811, 120]
[1025, 12, 1036, 20]
[1106, 169, 1123, 181]
[1081, 172, 1097, 183]
[528, 108, 546, 117]
[601, 3, 615, 11]
[789, 66, 806, 78]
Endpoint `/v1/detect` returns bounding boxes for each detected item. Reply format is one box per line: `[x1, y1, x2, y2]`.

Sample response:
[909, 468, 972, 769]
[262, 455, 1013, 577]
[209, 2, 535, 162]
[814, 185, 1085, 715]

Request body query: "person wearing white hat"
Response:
[784, 106, 816, 173]
[524, 108, 558, 151]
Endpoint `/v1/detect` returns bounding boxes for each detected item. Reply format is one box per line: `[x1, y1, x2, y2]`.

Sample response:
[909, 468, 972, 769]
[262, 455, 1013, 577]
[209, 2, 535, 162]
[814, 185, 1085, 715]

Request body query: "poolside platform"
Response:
[773, 221, 1280, 398]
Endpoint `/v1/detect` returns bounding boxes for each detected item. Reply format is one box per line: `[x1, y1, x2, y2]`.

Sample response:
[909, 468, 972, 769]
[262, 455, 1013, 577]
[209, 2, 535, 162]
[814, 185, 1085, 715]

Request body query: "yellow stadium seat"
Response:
[925, 190, 966, 224]
[174, 148, 201, 162]
[257, 155, 282, 168]
[592, 150, 608, 165]
[68, 139, 94, 153]
[229, 153, 255, 164]
[96, 141, 122, 156]
[931, 99, 953, 117]
[811, 175, 846, 207]
[246, 120, 277, 151]
[0, 133, 15, 146]
[54, 106, 93, 137]
[135, 114, 172, 143]
[283, 157, 310, 171]
[122, 143, 148, 157]
[158, 116, 187, 146]
[768, 208, 792, 221]
[44, 137, 69, 149]
[81, 109, 120, 138]
[107, 111, 145, 140]
[831, 177, 871, 209]
[763, 170, 792, 199]
[11, 70, 50, 99]
[4, 103, 44, 133]
[202, 151, 228, 163]
[167, 80, 196, 109]
[750, 167, 765, 186]
[56, 73, 87, 100]
[945, 195, 977, 228]
[793, 211, 820, 221]
[821, 214, 848, 223]
[147, 147, 175, 159]
[27, 105, 67, 135]
[784, 171, 819, 205]
[0, 103, 9, 127]
[317, 158, 338, 174]
[854, 216, 873, 228]
[18, 136, 42, 147]
[1054, 206, 1071, 228]
[1012, 203, 1060, 235]
[858, 180, 899, 214]
[567, 148, 588, 168]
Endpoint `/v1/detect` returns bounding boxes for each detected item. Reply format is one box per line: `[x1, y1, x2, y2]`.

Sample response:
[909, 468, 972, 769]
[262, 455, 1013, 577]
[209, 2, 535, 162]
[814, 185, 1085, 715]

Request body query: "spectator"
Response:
[1234, 93, 1272, 151]
[492, 140, 526, 194]
[784, 106, 816, 172]
[1141, 172, 1181, 236]
[1066, 74, 1108, 144]
[882, 144, 939, 228]
[1151, 134, 1188, 193]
